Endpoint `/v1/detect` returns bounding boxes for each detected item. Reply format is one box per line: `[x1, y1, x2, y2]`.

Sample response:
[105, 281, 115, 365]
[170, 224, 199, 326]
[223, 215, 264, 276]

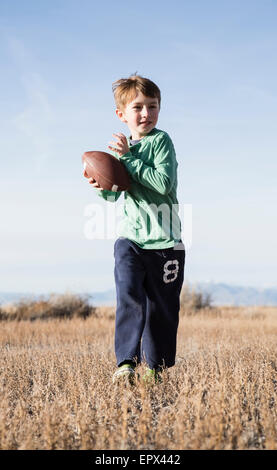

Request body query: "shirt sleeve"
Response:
[119, 133, 177, 195]
[97, 189, 122, 202]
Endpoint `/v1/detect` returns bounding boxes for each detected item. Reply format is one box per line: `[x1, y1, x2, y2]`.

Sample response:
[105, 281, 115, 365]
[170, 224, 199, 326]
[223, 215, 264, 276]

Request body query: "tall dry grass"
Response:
[0, 304, 277, 449]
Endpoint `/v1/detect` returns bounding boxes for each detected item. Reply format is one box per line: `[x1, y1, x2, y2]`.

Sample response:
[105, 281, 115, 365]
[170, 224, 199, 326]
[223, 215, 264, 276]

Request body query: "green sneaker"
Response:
[112, 364, 135, 384]
[142, 368, 163, 385]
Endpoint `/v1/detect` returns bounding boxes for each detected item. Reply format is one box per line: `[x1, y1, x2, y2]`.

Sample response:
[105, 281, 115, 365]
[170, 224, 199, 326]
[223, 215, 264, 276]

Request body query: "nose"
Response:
[141, 106, 150, 118]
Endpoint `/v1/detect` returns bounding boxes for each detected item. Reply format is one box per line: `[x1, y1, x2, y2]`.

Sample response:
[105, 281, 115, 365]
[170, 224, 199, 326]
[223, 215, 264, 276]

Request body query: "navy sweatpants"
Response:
[113, 237, 185, 370]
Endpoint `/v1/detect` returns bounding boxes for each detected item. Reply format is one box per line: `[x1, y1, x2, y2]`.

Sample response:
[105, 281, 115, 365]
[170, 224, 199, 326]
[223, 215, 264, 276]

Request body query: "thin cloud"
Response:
[8, 36, 55, 174]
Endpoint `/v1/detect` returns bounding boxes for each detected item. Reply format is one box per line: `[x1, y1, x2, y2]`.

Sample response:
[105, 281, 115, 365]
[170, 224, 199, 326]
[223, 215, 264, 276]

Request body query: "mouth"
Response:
[140, 121, 152, 126]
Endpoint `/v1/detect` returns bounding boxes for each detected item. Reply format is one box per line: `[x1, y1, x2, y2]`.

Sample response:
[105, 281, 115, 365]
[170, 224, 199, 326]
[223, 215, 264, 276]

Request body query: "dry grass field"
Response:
[1, 298, 277, 450]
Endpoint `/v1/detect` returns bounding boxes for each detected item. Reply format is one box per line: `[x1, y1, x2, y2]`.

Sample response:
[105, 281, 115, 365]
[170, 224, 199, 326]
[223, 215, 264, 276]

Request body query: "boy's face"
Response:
[116, 91, 160, 140]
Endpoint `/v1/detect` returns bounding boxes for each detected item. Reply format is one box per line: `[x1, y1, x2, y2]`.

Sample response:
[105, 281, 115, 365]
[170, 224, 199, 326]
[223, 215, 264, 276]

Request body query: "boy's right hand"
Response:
[83, 169, 104, 190]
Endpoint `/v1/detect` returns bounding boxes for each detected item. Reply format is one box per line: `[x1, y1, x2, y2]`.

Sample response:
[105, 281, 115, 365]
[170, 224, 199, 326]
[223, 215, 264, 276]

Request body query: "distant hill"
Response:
[89, 289, 116, 306]
[0, 291, 116, 307]
[92, 283, 277, 306]
[0, 292, 35, 305]
[90, 283, 277, 307]
[0, 283, 276, 307]
[192, 282, 277, 306]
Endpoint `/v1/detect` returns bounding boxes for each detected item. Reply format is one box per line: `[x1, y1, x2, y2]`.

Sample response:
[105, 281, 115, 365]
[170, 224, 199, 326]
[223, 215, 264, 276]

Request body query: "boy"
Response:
[87, 74, 185, 384]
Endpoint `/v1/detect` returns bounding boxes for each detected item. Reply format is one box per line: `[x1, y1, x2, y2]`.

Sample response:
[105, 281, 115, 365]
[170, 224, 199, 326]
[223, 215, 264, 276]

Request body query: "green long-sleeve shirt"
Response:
[97, 127, 182, 249]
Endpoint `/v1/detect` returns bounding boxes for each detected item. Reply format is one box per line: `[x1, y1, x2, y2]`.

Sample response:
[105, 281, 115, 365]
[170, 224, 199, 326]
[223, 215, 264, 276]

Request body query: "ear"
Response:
[116, 108, 127, 123]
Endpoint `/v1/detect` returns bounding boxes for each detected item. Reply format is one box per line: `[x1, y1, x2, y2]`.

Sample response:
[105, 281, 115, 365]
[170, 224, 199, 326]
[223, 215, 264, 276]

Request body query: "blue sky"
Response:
[0, 0, 276, 295]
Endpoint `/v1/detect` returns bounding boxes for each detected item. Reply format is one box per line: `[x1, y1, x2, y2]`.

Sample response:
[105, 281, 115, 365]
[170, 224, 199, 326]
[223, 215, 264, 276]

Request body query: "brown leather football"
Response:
[82, 151, 130, 192]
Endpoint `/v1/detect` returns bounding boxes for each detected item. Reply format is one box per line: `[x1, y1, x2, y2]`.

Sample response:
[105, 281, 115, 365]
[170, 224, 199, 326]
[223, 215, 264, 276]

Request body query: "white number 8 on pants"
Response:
[163, 259, 179, 284]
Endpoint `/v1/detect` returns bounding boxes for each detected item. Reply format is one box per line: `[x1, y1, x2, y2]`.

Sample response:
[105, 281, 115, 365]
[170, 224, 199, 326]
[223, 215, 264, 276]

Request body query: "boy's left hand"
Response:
[108, 133, 130, 157]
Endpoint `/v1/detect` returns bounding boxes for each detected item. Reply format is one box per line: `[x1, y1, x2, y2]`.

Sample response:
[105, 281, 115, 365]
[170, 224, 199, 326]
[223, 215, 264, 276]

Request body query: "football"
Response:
[82, 151, 130, 192]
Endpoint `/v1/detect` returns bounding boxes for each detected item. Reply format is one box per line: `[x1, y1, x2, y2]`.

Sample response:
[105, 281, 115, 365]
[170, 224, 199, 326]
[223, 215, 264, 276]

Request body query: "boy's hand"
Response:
[108, 133, 130, 157]
[88, 178, 104, 190]
[83, 170, 104, 190]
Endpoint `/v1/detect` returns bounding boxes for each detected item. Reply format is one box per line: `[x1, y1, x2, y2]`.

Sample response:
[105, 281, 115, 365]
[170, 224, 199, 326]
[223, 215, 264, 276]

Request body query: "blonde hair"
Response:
[112, 74, 161, 110]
